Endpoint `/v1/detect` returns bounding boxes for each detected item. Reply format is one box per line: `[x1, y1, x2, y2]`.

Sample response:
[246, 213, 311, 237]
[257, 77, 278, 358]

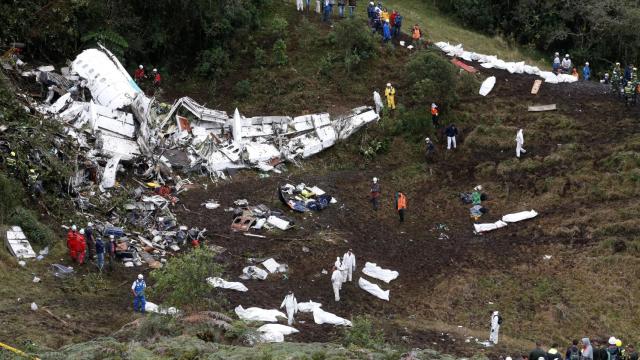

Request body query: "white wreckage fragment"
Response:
[5, 226, 37, 259]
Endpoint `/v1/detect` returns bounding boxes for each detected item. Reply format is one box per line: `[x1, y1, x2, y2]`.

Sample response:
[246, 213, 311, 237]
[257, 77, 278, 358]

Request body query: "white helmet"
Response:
[431, 103, 436, 108]
[79, 229, 85, 235]
[373, 177, 378, 183]
[585, 62, 589, 65]
[554, 52, 559, 56]
[87, 222, 93, 227]
[109, 234, 115, 239]
[565, 54, 570, 58]
[425, 137, 431, 142]
[71, 225, 77, 231]
[138, 65, 143, 69]
[138, 274, 144, 280]
[153, 68, 158, 72]
[386, 82, 391, 87]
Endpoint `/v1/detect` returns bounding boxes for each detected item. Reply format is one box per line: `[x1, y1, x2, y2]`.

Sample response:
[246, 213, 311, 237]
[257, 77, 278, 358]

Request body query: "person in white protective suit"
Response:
[342, 249, 356, 282]
[334, 257, 345, 289]
[280, 291, 298, 325]
[489, 311, 501, 345]
[331, 266, 342, 301]
[515, 129, 526, 158]
[373, 90, 384, 114]
[296, 0, 304, 11]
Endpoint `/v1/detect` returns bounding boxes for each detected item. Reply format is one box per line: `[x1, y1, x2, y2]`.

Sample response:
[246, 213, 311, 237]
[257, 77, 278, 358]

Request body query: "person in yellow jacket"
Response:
[381, 8, 390, 22]
[385, 83, 396, 110]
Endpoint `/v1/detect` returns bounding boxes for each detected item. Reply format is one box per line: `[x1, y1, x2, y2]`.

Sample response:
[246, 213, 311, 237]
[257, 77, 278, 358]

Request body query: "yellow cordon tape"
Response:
[0, 341, 40, 360]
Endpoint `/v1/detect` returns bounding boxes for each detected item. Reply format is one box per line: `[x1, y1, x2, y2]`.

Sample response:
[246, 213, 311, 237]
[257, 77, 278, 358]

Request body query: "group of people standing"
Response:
[331, 249, 357, 301]
[66, 223, 116, 272]
[369, 177, 408, 223]
[523, 337, 638, 360]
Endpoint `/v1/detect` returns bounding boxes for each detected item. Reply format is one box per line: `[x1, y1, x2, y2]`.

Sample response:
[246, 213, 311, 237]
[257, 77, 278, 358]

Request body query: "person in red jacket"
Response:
[134, 65, 145, 83]
[390, 10, 397, 33]
[152, 68, 161, 88]
[75, 229, 87, 265]
[67, 224, 78, 262]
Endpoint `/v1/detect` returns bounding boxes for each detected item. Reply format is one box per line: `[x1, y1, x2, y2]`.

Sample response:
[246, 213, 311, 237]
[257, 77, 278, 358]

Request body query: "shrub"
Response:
[272, 39, 288, 66]
[342, 316, 384, 349]
[234, 80, 252, 98]
[197, 47, 230, 79]
[254, 48, 267, 68]
[9, 207, 56, 247]
[0, 173, 24, 222]
[334, 19, 379, 73]
[270, 17, 289, 38]
[150, 247, 224, 309]
[405, 51, 458, 107]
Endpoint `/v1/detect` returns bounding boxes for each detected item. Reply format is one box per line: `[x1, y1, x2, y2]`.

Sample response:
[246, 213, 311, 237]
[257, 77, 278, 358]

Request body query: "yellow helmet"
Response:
[616, 339, 622, 347]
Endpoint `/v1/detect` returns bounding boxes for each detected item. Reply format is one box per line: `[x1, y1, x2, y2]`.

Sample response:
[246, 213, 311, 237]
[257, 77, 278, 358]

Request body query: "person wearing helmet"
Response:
[152, 68, 161, 88]
[370, 177, 381, 210]
[583, 62, 591, 81]
[601, 73, 610, 84]
[382, 18, 391, 42]
[131, 274, 147, 313]
[107, 234, 117, 271]
[76, 229, 87, 265]
[425, 137, 435, 161]
[367, 2, 375, 26]
[612, 63, 623, 96]
[134, 65, 145, 83]
[552, 52, 561, 74]
[95, 235, 105, 272]
[395, 191, 407, 222]
[5, 151, 17, 170]
[384, 83, 396, 110]
[561, 54, 572, 74]
[67, 225, 79, 262]
[431, 103, 439, 127]
[607, 337, 621, 360]
[85, 222, 95, 260]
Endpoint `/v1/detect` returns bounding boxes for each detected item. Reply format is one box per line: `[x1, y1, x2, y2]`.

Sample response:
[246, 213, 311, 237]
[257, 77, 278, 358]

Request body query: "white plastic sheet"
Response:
[257, 324, 299, 336]
[267, 216, 290, 230]
[297, 301, 322, 313]
[479, 76, 496, 96]
[312, 307, 352, 326]
[502, 210, 538, 223]
[262, 258, 280, 273]
[234, 305, 286, 322]
[207, 277, 248, 292]
[362, 262, 399, 283]
[473, 221, 508, 233]
[145, 301, 179, 315]
[358, 277, 390, 301]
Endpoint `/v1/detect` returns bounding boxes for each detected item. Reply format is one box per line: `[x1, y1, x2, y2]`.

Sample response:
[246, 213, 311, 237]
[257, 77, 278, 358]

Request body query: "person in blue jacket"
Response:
[131, 274, 147, 313]
[383, 19, 391, 42]
[95, 237, 105, 272]
[582, 62, 591, 81]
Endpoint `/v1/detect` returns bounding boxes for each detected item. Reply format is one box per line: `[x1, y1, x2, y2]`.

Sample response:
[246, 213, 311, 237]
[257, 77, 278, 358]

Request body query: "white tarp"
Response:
[362, 262, 399, 283]
[434, 42, 577, 84]
[312, 307, 352, 326]
[479, 76, 496, 96]
[234, 305, 286, 322]
[358, 277, 390, 301]
[100, 156, 121, 189]
[267, 216, 290, 230]
[502, 210, 538, 223]
[257, 323, 299, 342]
[297, 301, 322, 313]
[70, 46, 141, 110]
[145, 301, 179, 315]
[473, 220, 508, 233]
[206, 277, 248, 292]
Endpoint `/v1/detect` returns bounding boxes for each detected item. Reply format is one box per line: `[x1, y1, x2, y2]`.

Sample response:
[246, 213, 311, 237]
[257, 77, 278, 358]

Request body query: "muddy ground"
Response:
[167, 66, 640, 357]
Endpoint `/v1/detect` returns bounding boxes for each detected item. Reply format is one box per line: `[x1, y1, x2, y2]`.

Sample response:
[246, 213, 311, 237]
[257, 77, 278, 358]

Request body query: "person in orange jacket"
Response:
[152, 68, 161, 88]
[431, 103, 439, 127]
[395, 191, 407, 222]
[75, 229, 87, 265]
[67, 224, 78, 262]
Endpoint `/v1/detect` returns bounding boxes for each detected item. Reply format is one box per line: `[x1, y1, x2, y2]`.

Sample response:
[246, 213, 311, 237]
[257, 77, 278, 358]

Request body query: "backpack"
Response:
[608, 348, 619, 360]
[497, 315, 503, 325]
[569, 347, 580, 360]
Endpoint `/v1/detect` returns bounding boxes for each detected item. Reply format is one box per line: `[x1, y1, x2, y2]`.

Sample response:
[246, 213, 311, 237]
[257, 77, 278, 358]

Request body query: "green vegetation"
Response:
[150, 247, 224, 310]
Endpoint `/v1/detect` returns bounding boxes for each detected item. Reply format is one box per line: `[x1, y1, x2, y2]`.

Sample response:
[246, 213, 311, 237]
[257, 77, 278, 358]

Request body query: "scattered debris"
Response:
[32, 276, 41, 283]
[358, 277, 390, 301]
[543, 255, 552, 260]
[202, 200, 220, 209]
[207, 277, 249, 292]
[234, 305, 287, 322]
[5, 226, 36, 259]
[240, 266, 269, 280]
[279, 183, 335, 212]
[30, 302, 38, 311]
[362, 262, 399, 283]
[51, 264, 74, 278]
[145, 302, 179, 315]
[450, 58, 477, 73]
[531, 80, 542, 94]
[528, 104, 557, 112]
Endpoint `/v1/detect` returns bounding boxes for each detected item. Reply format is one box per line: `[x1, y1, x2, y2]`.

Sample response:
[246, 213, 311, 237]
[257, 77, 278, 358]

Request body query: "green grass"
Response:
[391, 0, 546, 67]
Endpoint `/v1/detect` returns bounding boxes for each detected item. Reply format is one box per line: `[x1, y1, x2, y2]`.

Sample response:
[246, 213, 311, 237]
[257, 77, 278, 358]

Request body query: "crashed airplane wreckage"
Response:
[25, 45, 379, 187]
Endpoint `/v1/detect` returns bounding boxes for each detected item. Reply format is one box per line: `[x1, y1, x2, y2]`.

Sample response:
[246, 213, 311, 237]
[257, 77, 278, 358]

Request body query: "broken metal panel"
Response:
[71, 47, 140, 110]
[333, 107, 379, 139]
[96, 133, 140, 160]
[101, 155, 121, 189]
[5, 226, 36, 259]
[244, 143, 281, 164]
